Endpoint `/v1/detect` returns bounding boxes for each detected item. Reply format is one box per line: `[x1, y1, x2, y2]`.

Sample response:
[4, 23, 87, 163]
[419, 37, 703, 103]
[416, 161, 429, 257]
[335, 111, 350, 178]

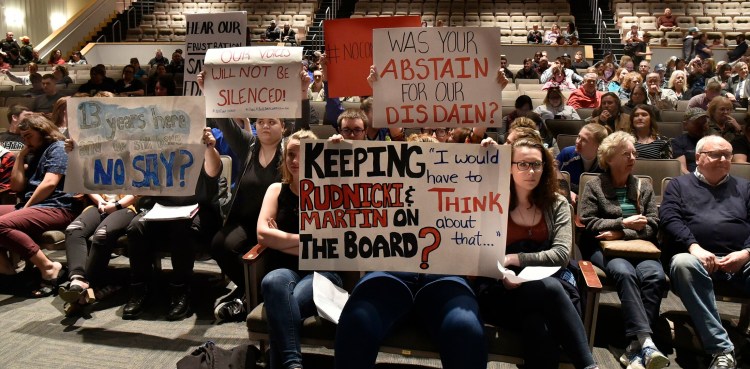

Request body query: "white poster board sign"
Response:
[299, 140, 510, 278]
[64, 96, 206, 196]
[184, 12, 247, 96]
[203, 46, 303, 118]
[372, 27, 503, 129]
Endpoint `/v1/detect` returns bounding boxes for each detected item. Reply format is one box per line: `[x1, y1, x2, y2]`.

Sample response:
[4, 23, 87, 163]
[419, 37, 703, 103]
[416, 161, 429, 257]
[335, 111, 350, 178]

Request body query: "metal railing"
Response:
[112, 20, 121, 43]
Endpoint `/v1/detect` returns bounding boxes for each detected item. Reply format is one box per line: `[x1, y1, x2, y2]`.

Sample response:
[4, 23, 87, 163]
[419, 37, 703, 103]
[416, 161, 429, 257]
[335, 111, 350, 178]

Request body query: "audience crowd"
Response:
[0, 10, 749, 369]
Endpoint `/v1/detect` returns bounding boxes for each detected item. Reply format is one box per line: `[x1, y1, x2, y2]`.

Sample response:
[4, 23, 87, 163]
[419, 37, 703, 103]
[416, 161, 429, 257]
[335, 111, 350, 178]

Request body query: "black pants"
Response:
[210, 221, 255, 292]
[127, 210, 217, 286]
[65, 206, 135, 287]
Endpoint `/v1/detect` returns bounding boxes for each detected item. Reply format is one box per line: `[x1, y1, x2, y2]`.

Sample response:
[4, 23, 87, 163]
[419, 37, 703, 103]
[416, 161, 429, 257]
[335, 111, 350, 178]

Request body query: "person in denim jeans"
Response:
[661, 135, 747, 369]
[334, 272, 486, 369]
[257, 130, 342, 369]
[579, 132, 669, 369]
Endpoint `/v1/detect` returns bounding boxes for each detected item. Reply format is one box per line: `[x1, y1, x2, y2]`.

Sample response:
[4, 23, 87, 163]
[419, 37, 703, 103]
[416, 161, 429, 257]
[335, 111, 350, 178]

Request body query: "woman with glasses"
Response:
[534, 87, 580, 121]
[420, 127, 449, 142]
[196, 69, 313, 322]
[579, 131, 669, 369]
[707, 96, 742, 143]
[628, 104, 672, 159]
[477, 133, 599, 369]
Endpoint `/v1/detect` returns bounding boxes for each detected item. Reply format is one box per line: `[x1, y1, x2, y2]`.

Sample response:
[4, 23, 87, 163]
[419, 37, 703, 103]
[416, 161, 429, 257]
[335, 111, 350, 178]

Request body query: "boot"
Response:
[122, 283, 148, 320]
[167, 284, 192, 321]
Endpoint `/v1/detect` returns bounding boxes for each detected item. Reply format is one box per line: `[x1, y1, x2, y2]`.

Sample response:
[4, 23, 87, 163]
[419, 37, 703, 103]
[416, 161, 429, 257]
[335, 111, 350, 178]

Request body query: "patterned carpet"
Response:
[0, 251, 747, 369]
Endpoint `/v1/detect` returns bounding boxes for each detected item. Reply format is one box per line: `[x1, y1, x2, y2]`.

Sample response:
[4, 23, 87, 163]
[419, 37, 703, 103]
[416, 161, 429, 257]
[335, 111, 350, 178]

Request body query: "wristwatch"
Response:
[115, 201, 123, 210]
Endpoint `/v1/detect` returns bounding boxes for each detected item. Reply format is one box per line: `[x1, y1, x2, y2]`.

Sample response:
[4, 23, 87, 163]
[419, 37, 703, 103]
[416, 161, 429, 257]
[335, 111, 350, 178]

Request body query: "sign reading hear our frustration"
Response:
[203, 46, 303, 118]
[324, 16, 421, 98]
[64, 96, 206, 196]
[298, 140, 511, 278]
[373, 27, 503, 128]
[183, 12, 247, 96]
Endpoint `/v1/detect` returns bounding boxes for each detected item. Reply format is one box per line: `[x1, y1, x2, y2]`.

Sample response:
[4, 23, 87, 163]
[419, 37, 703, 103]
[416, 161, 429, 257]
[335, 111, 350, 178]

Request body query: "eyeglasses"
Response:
[341, 128, 365, 136]
[512, 161, 544, 172]
[621, 150, 639, 159]
[421, 128, 448, 137]
[700, 150, 733, 160]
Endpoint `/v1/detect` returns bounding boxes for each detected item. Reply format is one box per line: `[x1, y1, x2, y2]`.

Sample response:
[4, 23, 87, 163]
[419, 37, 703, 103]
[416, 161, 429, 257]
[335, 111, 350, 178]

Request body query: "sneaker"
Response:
[620, 345, 645, 369]
[709, 351, 736, 369]
[641, 346, 670, 369]
[213, 298, 246, 323]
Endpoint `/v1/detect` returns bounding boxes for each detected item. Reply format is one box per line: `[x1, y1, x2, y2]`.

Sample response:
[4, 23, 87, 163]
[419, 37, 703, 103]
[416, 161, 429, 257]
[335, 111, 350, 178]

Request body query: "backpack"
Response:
[623, 42, 637, 57]
[176, 341, 260, 369]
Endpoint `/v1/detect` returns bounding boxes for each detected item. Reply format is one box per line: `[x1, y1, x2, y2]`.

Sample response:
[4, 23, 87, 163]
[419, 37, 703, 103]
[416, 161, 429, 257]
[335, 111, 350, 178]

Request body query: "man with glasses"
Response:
[661, 135, 747, 369]
[567, 73, 602, 109]
[330, 109, 368, 142]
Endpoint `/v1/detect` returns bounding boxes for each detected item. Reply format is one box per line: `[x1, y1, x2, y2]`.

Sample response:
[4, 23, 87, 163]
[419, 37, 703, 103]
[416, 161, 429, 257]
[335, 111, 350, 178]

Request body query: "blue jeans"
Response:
[334, 272, 486, 369]
[479, 277, 595, 369]
[590, 250, 668, 337]
[670, 253, 741, 354]
[261, 269, 342, 369]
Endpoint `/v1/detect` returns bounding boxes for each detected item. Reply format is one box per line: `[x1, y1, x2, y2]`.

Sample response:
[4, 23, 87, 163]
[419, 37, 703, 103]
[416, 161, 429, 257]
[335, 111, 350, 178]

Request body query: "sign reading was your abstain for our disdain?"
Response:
[203, 46, 303, 118]
[373, 27, 503, 129]
[298, 140, 511, 278]
[64, 96, 206, 196]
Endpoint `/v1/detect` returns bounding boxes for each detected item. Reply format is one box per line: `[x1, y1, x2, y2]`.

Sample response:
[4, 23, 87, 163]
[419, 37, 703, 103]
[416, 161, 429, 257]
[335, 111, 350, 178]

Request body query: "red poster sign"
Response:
[325, 16, 421, 98]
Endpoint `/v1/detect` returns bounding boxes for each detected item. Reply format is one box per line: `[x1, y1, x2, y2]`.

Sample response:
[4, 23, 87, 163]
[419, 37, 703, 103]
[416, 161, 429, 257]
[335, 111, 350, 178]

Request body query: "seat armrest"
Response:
[242, 244, 267, 263]
[243, 244, 268, 310]
[578, 260, 602, 290]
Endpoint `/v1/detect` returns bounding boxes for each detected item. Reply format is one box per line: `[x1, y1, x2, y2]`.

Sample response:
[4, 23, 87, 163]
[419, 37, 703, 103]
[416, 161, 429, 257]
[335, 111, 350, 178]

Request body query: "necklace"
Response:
[516, 205, 537, 237]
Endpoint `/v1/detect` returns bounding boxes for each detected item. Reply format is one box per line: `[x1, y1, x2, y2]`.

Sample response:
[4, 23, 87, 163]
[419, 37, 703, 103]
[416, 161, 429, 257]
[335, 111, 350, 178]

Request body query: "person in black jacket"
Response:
[122, 128, 224, 321]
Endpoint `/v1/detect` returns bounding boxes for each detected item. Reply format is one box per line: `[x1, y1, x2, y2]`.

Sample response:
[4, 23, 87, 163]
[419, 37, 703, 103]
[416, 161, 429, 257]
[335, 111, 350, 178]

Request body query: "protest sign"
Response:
[203, 46, 303, 118]
[64, 96, 206, 196]
[299, 140, 510, 278]
[324, 16, 420, 98]
[184, 12, 247, 96]
[373, 27, 503, 128]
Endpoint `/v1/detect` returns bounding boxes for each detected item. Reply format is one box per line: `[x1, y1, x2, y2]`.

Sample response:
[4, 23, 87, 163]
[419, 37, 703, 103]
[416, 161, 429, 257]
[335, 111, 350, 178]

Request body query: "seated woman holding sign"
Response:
[334, 134, 487, 369]
[477, 132, 599, 369]
[196, 68, 313, 322]
[578, 131, 669, 369]
[0, 113, 78, 297]
[256, 130, 343, 369]
[333, 68, 511, 369]
[122, 127, 223, 321]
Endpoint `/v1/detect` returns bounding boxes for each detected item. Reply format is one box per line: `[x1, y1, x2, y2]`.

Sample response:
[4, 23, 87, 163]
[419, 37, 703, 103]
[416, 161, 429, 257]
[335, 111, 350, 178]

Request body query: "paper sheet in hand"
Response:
[497, 261, 560, 284]
[313, 272, 349, 324]
[141, 203, 199, 221]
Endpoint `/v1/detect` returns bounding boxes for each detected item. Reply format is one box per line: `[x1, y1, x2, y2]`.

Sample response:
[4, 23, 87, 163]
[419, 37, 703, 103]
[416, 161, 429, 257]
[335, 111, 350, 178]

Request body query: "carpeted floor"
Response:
[0, 251, 748, 369]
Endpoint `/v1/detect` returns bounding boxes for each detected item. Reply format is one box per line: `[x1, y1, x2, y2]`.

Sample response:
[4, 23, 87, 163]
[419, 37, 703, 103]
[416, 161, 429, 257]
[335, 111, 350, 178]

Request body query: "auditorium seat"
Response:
[508, 3, 524, 16]
[675, 16, 694, 31]
[665, 31, 684, 46]
[299, 3, 315, 16]
[395, 3, 409, 16]
[156, 27, 173, 42]
[704, 3, 722, 16]
[153, 2, 168, 15]
[255, 3, 271, 15]
[381, 3, 396, 16]
[465, 15, 480, 27]
[262, 15, 277, 27]
[269, 3, 285, 15]
[421, 15, 435, 27]
[278, 14, 292, 25]
[558, 15, 575, 26]
[247, 14, 262, 29]
[479, 2, 494, 16]
[480, 15, 495, 27]
[511, 29, 528, 44]
[669, 4, 685, 16]
[715, 17, 733, 32]
[409, 3, 422, 16]
[541, 15, 558, 29]
[183, 2, 197, 13]
[496, 15, 511, 29]
[735, 17, 750, 32]
[639, 17, 657, 32]
[633, 3, 650, 17]
[173, 28, 186, 42]
[686, 3, 703, 17]
[523, 3, 539, 16]
[196, 3, 211, 14]
[694, 17, 714, 32]
[225, 3, 240, 12]
[171, 14, 186, 27]
[142, 27, 158, 42]
[167, 2, 183, 14]
[141, 14, 155, 27]
[155, 14, 170, 27]
[125, 28, 142, 42]
[510, 16, 526, 30]
[539, 3, 556, 16]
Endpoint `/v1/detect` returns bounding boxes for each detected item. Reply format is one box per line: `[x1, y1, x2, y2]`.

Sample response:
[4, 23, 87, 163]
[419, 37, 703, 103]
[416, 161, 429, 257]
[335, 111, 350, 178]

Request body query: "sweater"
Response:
[659, 173, 750, 256]
[518, 194, 572, 268]
[579, 174, 659, 249]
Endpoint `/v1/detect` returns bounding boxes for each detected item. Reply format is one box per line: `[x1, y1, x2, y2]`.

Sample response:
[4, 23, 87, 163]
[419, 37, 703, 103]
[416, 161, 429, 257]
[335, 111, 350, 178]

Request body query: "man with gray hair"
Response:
[567, 73, 602, 109]
[661, 135, 746, 369]
[646, 72, 678, 110]
[688, 80, 723, 110]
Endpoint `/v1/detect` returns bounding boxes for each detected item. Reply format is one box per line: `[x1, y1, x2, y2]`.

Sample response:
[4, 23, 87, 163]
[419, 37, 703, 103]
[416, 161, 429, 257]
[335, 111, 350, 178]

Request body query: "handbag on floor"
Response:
[176, 341, 259, 369]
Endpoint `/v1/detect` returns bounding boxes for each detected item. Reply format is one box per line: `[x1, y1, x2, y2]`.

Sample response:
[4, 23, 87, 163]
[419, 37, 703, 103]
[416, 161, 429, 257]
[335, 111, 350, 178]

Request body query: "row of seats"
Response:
[621, 16, 750, 34]
[376, 14, 575, 29]
[161, 0, 318, 3]
[615, 2, 750, 18]
[353, 1, 571, 17]
[126, 27, 186, 42]
[153, 2, 316, 16]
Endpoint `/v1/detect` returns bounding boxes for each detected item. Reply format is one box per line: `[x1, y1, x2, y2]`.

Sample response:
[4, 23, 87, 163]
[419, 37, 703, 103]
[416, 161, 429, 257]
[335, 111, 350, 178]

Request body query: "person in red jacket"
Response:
[568, 73, 603, 109]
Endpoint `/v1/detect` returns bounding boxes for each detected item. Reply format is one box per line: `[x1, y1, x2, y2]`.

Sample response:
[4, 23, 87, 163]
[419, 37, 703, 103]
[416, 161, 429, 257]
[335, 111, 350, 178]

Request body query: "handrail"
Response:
[112, 20, 121, 43]
[325, 7, 331, 20]
[126, 7, 135, 29]
[96, 34, 106, 43]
